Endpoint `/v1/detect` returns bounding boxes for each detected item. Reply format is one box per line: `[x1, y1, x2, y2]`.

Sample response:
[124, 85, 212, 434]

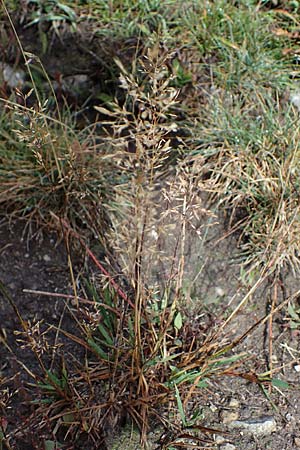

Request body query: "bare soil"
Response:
[0, 220, 79, 449]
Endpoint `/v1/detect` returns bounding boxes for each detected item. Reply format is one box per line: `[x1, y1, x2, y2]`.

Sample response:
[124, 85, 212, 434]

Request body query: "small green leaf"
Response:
[62, 413, 75, 424]
[103, 287, 113, 305]
[197, 379, 208, 388]
[288, 303, 300, 321]
[174, 312, 183, 330]
[44, 441, 55, 450]
[290, 320, 299, 330]
[97, 323, 114, 346]
[40, 30, 48, 54]
[144, 353, 178, 368]
[208, 353, 247, 366]
[170, 369, 204, 385]
[260, 384, 278, 412]
[271, 378, 290, 389]
[96, 93, 114, 104]
[45, 440, 63, 450]
[137, 23, 151, 35]
[87, 338, 109, 361]
[46, 370, 62, 388]
[127, 316, 134, 339]
[37, 383, 56, 391]
[174, 384, 186, 427]
[56, 3, 77, 22]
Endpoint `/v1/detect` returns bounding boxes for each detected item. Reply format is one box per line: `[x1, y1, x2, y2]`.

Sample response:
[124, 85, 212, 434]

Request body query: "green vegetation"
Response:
[1, 0, 300, 448]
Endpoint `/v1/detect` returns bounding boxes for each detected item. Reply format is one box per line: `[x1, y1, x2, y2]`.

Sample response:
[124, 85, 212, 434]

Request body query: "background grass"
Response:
[1, 0, 300, 448]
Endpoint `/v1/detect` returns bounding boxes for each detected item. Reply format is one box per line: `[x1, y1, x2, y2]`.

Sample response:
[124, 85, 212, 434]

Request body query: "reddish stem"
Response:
[57, 216, 135, 309]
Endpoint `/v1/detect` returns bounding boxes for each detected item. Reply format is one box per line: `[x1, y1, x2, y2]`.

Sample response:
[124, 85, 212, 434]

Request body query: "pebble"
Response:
[228, 398, 239, 408]
[271, 354, 278, 363]
[291, 92, 300, 111]
[228, 416, 276, 435]
[210, 403, 218, 412]
[43, 254, 51, 262]
[215, 287, 225, 297]
[220, 410, 239, 424]
[294, 364, 300, 373]
[215, 435, 226, 444]
[1, 63, 25, 88]
[220, 444, 236, 450]
[294, 437, 300, 447]
[285, 412, 294, 422]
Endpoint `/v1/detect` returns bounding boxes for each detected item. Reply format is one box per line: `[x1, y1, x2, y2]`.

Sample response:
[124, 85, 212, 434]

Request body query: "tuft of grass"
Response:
[2, 1, 300, 448]
[0, 98, 121, 238]
[183, 1, 300, 275]
[0, 49, 248, 448]
[3, 251, 247, 449]
[185, 0, 291, 90]
[193, 85, 300, 275]
[0, 3, 125, 239]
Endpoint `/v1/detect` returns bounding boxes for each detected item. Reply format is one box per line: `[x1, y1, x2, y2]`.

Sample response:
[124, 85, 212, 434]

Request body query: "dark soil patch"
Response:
[0, 220, 86, 449]
[1, 18, 143, 119]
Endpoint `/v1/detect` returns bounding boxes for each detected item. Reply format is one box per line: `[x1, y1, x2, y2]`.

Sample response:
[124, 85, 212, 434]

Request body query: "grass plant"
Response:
[193, 63, 300, 275]
[1, 0, 300, 448]
[0, 98, 119, 238]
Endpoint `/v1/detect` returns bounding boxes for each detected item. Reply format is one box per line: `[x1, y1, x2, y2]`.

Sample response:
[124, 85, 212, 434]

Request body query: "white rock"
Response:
[228, 416, 276, 435]
[294, 364, 300, 373]
[43, 254, 51, 262]
[215, 287, 225, 297]
[215, 435, 226, 444]
[291, 92, 300, 111]
[271, 354, 278, 363]
[1, 63, 25, 88]
[285, 412, 294, 422]
[220, 444, 236, 450]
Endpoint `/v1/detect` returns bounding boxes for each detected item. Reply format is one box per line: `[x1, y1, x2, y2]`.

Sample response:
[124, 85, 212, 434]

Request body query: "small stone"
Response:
[291, 92, 300, 111]
[25, 253, 30, 258]
[2, 63, 25, 88]
[228, 398, 239, 408]
[294, 437, 300, 447]
[271, 354, 278, 364]
[294, 364, 300, 373]
[220, 444, 236, 450]
[215, 287, 225, 297]
[215, 435, 226, 444]
[210, 403, 218, 412]
[220, 410, 239, 424]
[43, 254, 51, 262]
[150, 227, 158, 240]
[285, 412, 294, 422]
[229, 416, 276, 435]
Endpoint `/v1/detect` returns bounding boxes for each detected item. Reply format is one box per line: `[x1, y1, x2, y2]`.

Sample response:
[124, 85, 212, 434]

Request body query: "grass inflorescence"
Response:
[1, 0, 300, 448]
